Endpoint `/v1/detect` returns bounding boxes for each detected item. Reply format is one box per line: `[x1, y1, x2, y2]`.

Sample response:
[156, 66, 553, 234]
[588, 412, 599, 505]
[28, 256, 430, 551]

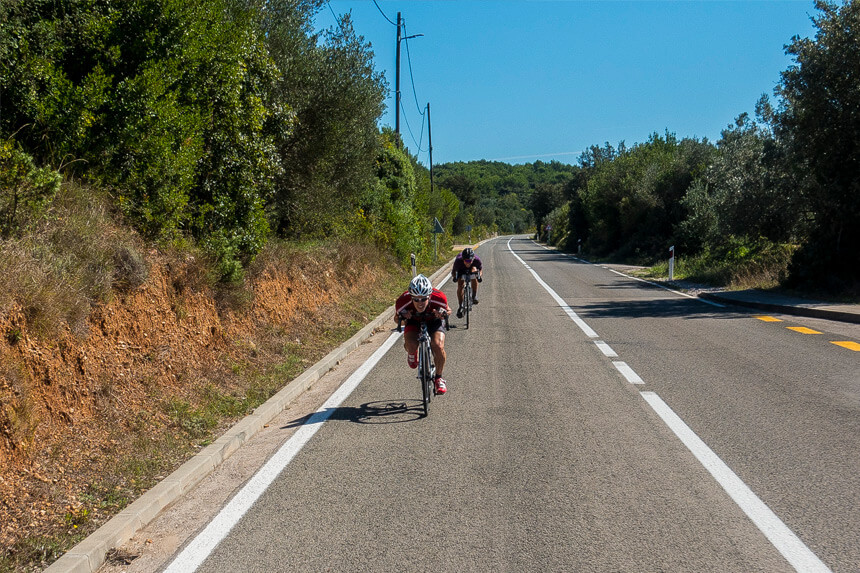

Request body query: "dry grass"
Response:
[0, 182, 146, 337]
[641, 242, 796, 291]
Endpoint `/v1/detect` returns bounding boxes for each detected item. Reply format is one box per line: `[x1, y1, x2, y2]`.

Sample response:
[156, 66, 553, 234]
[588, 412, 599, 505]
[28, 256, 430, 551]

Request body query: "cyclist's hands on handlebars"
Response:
[400, 309, 448, 319]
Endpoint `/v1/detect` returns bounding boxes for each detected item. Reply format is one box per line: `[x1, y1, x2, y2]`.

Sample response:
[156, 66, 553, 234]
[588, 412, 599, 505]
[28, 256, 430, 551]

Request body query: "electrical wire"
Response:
[400, 98, 427, 154]
[403, 24, 426, 117]
[325, 1, 348, 38]
[372, 0, 397, 26]
[328, 2, 429, 160]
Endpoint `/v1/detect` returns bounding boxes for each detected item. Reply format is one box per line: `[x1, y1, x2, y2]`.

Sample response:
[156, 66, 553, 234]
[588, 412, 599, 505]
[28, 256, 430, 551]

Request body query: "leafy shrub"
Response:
[661, 238, 794, 289]
[0, 141, 62, 237]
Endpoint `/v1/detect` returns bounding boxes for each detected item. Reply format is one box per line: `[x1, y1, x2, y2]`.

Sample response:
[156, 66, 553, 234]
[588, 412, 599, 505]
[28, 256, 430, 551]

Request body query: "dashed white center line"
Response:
[613, 360, 645, 384]
[594, 340, 618, 357]
[513, 238, 830, 572]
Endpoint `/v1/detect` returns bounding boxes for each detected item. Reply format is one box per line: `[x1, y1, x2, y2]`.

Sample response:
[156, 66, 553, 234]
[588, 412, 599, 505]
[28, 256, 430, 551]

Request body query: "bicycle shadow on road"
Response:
[281, 400, 428, 428]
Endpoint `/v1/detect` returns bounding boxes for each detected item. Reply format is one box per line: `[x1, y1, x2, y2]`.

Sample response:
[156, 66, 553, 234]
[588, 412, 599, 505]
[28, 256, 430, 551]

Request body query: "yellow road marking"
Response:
[831, 341, 860, 351]
[755, 316, 783, 322]
[787, 326, 822, 335]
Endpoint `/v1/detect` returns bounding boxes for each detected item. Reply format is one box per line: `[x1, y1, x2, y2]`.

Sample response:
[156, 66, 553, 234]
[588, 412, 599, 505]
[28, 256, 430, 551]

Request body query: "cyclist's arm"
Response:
[429, 298, 451, 317]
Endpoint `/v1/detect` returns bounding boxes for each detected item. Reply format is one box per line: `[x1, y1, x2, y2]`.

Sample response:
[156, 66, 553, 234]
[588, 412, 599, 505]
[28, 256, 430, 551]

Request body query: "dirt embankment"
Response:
[0, 245, 397, 567]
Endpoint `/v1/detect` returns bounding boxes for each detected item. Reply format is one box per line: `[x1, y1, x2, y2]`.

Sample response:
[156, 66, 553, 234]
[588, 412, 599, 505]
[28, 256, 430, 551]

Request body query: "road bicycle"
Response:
[398, 311, 448, 417]
[459, 272, 481, 329]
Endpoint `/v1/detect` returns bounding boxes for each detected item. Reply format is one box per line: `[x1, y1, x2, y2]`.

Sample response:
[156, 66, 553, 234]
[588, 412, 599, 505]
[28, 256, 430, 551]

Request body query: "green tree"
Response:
[679, 113, 796, 253]
[439, 173, 478, 207]
[577, 134, 713, 259]
[1, 0, 285, 279]
[773, 0, 860, 291]
[264, 6, 387, 238]
[357, 132, 422, 262]
[529, 182, 564, 239]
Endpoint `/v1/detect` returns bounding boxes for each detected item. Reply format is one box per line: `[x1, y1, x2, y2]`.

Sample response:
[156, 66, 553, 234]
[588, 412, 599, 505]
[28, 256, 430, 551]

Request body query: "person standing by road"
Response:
[451, 247, 483, 318]
[395, 274, 451, 394]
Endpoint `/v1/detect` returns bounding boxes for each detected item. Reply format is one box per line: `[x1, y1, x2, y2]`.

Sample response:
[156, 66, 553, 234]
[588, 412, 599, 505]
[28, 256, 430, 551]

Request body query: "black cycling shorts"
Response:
[404, 318, 445, 335]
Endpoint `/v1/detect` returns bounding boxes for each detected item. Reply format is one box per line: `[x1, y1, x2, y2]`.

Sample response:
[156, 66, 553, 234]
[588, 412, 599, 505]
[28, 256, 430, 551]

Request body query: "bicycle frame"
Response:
[416, 321, 434, 417]
[460, 272, 478, 329]
[397, 311, 446, 417]
[463, 281, 472, 329]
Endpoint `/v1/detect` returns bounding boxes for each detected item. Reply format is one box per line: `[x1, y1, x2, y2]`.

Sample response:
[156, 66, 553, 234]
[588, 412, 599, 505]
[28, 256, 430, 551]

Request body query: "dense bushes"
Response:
[0, 0, 413, 278]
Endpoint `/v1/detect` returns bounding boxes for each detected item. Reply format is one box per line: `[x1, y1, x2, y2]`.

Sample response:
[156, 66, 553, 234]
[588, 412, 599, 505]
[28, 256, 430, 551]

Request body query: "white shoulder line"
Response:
[641, 392, 831, 573]
[605, 267, 725, 307]
[163, 333, 403, 573]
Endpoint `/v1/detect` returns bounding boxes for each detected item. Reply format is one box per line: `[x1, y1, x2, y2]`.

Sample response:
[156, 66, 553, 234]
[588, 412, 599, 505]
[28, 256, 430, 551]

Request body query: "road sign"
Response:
[432, 217, 444, 234]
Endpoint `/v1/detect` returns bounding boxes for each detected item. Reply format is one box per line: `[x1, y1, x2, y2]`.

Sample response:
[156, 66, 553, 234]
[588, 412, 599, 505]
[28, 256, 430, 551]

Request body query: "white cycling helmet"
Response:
[408, 274, 433, 297]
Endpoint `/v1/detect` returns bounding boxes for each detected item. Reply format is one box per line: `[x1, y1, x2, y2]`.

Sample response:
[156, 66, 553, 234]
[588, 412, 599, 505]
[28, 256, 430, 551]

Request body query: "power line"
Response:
[371, 0, 397, 26]
[329, 3, 429, 160]
[403, 24, 426, 117]
[325, 1, 348, 38]
[400, 98, 427, 154]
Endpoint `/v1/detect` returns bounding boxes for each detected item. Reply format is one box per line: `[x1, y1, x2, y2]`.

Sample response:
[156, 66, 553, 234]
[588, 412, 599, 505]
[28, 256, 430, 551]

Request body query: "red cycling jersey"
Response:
[396, 288, 449, 317]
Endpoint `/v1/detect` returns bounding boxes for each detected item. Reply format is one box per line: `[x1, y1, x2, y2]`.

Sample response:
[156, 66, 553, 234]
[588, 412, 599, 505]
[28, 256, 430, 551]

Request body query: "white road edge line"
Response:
[640, 391, 831, 573]
[163, 332, 403, 573]
[605, 267, 725, 307]
[613, 361, 644, 384]
[508, 238, 598, 338]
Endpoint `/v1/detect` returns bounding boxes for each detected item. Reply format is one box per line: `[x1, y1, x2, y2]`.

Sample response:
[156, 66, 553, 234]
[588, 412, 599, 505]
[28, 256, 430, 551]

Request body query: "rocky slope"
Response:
[0, 244, 401, 570]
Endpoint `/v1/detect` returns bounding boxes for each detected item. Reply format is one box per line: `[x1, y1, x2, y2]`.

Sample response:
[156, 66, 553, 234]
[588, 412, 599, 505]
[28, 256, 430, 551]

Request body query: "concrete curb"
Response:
[45, 264, 455, 573]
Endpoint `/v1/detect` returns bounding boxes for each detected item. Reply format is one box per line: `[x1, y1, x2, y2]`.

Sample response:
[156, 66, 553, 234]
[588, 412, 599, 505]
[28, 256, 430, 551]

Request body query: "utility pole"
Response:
[395, 12, 402, 148]
[394, 12, 422, 149]
[427, 102, 434, 193]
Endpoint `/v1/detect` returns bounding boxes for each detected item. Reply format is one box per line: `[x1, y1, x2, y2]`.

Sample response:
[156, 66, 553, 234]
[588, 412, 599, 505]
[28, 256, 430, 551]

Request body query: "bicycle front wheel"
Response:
[464, 284, 472, 329]
[419, 343, 431, 416]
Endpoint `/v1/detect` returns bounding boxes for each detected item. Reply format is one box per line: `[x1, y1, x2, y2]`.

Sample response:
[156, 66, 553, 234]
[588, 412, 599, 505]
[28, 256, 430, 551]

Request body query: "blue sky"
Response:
[314, 1, 819, 166]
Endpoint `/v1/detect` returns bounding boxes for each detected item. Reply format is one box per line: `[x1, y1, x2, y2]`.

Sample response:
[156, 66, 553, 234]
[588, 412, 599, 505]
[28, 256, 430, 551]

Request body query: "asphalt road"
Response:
[109, 236, 860, 572]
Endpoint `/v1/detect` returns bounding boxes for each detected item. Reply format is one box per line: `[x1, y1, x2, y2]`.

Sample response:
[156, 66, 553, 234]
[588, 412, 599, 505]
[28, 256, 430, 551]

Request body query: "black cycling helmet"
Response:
[462, 247, 474, 260]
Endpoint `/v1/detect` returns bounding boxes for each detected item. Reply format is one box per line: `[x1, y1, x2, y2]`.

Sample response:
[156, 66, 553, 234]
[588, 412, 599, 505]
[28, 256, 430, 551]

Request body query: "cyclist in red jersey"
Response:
[396, 274, 451, 394]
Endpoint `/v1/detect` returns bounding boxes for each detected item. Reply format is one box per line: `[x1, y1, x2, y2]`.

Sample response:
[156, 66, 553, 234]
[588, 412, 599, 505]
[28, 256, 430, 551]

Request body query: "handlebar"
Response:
[397, 309, 450, 333]
[457, 272, 482, 282]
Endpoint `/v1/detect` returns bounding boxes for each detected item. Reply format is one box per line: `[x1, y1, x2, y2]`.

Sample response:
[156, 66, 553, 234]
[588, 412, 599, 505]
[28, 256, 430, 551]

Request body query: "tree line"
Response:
[529, 0, 858, 294]
[0, 0, 472, 281]
[2, 1, 858, 295]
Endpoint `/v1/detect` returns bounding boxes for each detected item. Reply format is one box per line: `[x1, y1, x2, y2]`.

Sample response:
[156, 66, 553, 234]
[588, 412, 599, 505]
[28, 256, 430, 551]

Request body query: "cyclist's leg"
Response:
[471, 276, 479, 303]
[430, 330, 446, 377]
[456, 279, 466, 317]
[429, 329, 447, 393]
[403, 328, 419, 368]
